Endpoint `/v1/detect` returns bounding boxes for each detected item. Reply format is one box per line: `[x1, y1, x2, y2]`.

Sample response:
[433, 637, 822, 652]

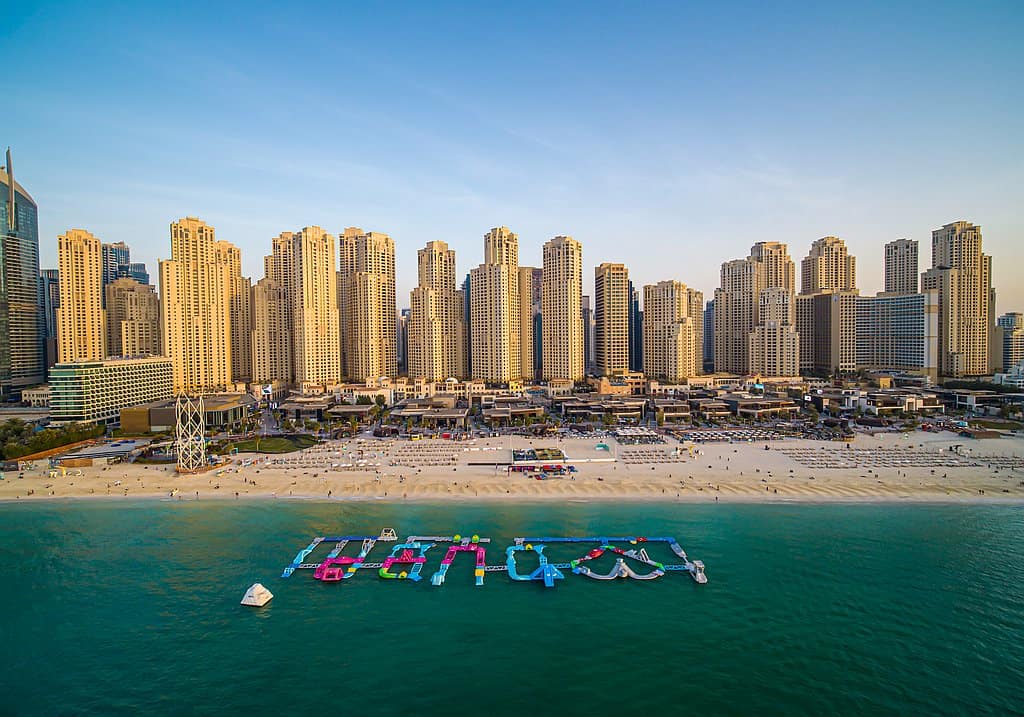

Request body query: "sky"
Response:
[3, 1, 1022, 308]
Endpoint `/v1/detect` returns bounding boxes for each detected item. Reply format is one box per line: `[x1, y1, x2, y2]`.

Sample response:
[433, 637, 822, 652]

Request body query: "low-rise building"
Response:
[21, 385, 50, 407]
[50, 357, 173, 425]
[120, 393, 255, 433]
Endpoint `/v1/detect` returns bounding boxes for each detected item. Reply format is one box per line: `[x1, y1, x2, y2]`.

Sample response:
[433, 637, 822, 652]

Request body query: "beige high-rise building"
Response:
[594, 263, 630, 378]
[642, 280, 701, 382]
[105, 278, 160, 357]
[57, 229, 106, 363]
[470, 227, 521, 384]
[541, 236, 584, 382]
[714, 242, 798, 376]
[263, 232, 296, 385]
[215, 240, 252, 383]
[749, 288, 800, 376]
[518, 266, 542, 382]
[885, 238, 918, 295]
[796, 236, 858, 375]
[160, 217, 232, 393]
[338, 228, 397, 381]
[250, 278, 292, 385]
[408, 240, 465, 381]
[286, 226, 341, 388]
[921, 221, 993, 378]
[801, 236, 856, 294]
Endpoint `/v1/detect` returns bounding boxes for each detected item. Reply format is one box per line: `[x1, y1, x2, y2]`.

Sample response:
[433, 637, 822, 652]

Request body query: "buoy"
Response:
[453, 534, 461, 542]
[399, 571, 408, 579]
[471, 534, 479, 543]
[525, 543, 533, 551]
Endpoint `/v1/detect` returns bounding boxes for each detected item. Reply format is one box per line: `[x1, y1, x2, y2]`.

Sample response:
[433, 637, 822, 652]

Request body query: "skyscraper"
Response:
[884, 238, 918, 295]
[921, 221, 993, 378]
[215, 240, 252, 383]
[250, 278, 291, 386]
[0, 148, 44, 398]
[628, 281, 643, 372]
[702, 299, 715, 373]
[642, 281, 702, 382]
[715, 242, 799, 377]
[57, 229, 106, 362]
[101, 241, 130, 297]
[291, 226, 341, 388]
[40, 268, 60, 371]
[117, 262, 150, 285]
[160, 217, 233, 393]
[338, 228, 397, 381]
[264, 232, 296, 385]
[796, 236, 858, 375]
[470, 227, 521, 384]
[749, 287, 801, 377]
[397, 308, 410, 375]
[105, 278, 160, 357]
[518, 266, 542, 382]
[594, 263, 630, 378]
[408, 240, 465, 381]
[997, 313, 1024, 371]
[542, 236, 584, 382]
[800, 236, 856, 295]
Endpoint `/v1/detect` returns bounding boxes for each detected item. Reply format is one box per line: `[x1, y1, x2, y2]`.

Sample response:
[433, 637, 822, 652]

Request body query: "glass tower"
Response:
[1, 148, 44, 399]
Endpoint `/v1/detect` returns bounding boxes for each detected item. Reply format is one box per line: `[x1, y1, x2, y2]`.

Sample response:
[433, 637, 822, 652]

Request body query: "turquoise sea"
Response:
[1, 501, 1022, 716]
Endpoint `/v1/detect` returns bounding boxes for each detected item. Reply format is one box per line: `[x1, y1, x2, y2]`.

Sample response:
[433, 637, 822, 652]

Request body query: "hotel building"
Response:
[885, 238, 919, 295]
[49, 356, 173, 425]
[541, 236, 584, 382]
[105, 278, 160, 357]
[470, 227, 521, 384]
[339, 228, 397, 381]
[57, 229, 106, 362]
[594, 263, 630, 378]
[408, 240, 465, 381]
[642, 280, 703, 382]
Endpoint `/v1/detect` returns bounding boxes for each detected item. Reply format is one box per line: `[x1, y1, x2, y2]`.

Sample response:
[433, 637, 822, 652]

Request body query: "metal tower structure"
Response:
[175, 394, 206, 473]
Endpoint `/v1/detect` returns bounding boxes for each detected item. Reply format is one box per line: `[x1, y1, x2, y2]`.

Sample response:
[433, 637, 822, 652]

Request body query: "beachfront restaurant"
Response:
[721, 394, 800, 419]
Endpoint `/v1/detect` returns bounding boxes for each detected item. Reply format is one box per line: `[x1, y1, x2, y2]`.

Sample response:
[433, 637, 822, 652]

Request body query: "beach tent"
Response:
[240, 583, 273, 607]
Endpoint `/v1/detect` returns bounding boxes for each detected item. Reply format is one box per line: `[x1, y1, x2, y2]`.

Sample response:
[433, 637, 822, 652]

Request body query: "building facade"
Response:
[57, 228, 106, 362]
[105, 278, 160, 357]
[49, 356, 174, 425]
[541, 236, 584, 382]
[339, 228, 397, 382]
[40, 268, 60, 371]
[159, 217, 233, 393]
[642, 280, 701, 382]
[518, 266, 542, 382]
[470, 227, 521, 384]
[749, 287, 800, 377]
[250, 277, 292, 386]
[594, 263, 629, 378]
[884, 238, 918, 295]
[921, 221, 993, 378]
[0, 148, 44, 399]
[628, 281, 643, 372]
[997, 312, 1024, 373]
[715, 242, 798, 376]
[408, 240, 465, 381]
[856, 291, 939, 382]
[215, 240, 252, 383]
[291, 226, 340, 388]
[801, 236, 856, 294]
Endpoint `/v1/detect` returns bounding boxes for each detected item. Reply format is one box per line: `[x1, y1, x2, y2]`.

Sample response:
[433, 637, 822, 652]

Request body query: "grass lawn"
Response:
[227, 435, 318, 454]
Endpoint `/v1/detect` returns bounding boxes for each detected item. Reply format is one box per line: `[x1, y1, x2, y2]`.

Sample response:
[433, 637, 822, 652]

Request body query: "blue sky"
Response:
[4, 2, 1022, 307]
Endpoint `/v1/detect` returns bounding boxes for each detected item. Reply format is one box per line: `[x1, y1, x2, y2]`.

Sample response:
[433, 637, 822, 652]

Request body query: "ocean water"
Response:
[0, 501, 1022, 716]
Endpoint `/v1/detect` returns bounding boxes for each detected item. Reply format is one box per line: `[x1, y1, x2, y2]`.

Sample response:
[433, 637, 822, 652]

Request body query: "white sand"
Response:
[3, 431, 1024, 504]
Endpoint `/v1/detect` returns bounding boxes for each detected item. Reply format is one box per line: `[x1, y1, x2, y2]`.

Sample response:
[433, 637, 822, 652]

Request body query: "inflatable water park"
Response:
[277, 528, 708, 589]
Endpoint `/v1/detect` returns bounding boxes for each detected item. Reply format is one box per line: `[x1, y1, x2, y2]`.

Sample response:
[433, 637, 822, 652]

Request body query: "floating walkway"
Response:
[506, 543, 564, 587]
[281, 529, 707, 586]
[431, 534, 487, 586]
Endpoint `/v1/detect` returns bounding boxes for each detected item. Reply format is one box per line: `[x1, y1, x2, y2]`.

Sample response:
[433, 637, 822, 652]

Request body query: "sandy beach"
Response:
[3, 430, 1024, 504]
